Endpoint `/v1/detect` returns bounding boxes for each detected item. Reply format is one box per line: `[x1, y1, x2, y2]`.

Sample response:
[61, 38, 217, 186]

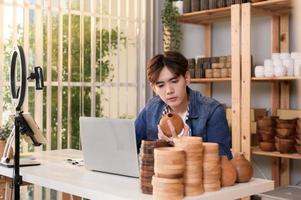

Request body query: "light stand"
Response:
[6, 46, 45, 200]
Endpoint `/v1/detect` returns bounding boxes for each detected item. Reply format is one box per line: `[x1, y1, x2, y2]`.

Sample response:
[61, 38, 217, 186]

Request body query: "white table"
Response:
[0, 149, 274, 200]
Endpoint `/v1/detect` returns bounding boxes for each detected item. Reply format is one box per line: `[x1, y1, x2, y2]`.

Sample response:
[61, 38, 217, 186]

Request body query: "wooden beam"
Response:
[272, 158, 280, 187]
[241, 3, 251, 160]
[280, 14, 289, 52]
[203, 24, 212, 97]
[280, 81, 290, 109]
[231, 4, 241, 155]
[271, 82, 280, 116]
[271, 16, 280, 53]
[279, 13, 290, 186]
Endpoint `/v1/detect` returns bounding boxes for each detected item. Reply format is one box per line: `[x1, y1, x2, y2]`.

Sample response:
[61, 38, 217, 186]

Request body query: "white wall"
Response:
[157, 2, 301, 186]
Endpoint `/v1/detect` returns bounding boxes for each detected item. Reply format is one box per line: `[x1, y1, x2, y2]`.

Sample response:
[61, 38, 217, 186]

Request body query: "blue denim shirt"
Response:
[135, 87, 232, 159]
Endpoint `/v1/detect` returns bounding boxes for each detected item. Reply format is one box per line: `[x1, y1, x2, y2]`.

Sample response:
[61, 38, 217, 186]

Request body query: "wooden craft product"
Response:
[209, 0, 217, 9]
[139, 140, 170, 194]
[226, 62, 232, 68]
[213, 68, 221, 78]
[205, 69, 213, 78]
[221, 156, 237, 187]
[183, 0, 191, 13]
[221, 68, 228, 78]
[219, 56, 227, 63]
[159, 113, 184, 137]
[231, 153, 253, 183]
[184, 183, 204, 196]
[191, 0, 200, 12]
[154, 147, 185, 179]
[152, 176, 184, 200]
[217, 0, 226, 8]
[228, 68, 232, 77]
[226, 0, 235, 6]
[211, 63, 220, 69]
[201, 0, 209, 10]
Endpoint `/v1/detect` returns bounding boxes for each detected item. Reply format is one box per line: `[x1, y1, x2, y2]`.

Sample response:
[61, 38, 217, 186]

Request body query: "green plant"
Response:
[0, 120, 13, 140]
[161, 0, 182, 51]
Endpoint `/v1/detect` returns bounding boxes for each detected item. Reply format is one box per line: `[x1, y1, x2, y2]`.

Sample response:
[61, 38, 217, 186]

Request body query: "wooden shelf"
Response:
[251, 76, 301, 81]
[251, 146, 301, 160]
[191, 78, 231, 83]
[178, 0, 291, 25]
[178, 7, 231, 25]
[252, 0, 292, 16]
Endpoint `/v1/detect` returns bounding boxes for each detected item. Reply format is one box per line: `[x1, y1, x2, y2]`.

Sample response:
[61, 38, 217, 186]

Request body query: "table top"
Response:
[0, 149, 274, 200]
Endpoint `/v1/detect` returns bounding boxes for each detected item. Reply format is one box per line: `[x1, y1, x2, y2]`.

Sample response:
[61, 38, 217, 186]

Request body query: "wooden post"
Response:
[241, 3, 251, 160]
[231, 4, 241, 155]
[279, 13, 290, 187]
[203, 24, 212, 97]
[271, 15, 281, 187]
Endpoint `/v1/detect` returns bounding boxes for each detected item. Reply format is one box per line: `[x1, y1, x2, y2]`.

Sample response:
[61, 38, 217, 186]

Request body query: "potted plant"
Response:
[161, 0, 182, 52]
[0, 120, 13, 158]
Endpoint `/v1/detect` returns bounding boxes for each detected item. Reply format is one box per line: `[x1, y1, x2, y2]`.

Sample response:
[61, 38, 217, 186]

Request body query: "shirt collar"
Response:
[187, 87, 199, 119]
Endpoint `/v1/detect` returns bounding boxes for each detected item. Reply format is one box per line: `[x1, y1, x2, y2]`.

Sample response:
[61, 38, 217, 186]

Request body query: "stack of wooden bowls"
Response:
[275, 118, 296, 153]
[153, 147, 185, 199]
[173, 137, 204, 196]
[202, 143, 221, 192]
[296, 118, 301, 154]
[139, 140, 170, 194]
[257, 117, 276, 151]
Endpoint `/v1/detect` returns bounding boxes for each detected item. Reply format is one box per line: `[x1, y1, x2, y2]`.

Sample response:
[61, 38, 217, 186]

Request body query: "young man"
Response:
[135, 51, 232, 159]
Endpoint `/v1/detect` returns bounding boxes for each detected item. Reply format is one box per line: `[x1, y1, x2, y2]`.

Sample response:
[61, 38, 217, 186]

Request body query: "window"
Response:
[0, 0, 150, 198]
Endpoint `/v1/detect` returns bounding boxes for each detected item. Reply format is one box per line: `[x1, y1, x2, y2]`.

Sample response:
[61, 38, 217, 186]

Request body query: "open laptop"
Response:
[80, 117, 139, 178]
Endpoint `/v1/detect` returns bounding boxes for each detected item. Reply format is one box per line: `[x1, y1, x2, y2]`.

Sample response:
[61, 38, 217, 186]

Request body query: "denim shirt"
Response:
[135, 87, 233, 159]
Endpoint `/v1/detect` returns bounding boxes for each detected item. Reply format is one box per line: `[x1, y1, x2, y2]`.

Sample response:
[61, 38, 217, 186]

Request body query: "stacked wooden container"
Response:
[174, 137, 204, 196]
[275, 118, 296, 153]
[257, 117, 276, 152]
[202, 143, 221, 192]
[139, 140, 170, 194]
[153, 147, 186, 200]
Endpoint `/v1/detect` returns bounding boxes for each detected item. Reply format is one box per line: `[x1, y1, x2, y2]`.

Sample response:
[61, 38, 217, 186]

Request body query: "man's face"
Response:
[152, 66, 190, 110]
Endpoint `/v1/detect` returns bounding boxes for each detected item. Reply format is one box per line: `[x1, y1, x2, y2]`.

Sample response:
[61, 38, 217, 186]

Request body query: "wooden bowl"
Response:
[259, 142, 275, 152]
[257, 118, 273, 128]
[184, 183, 204, 196]
[154, 147, 185, 178]
[259, 133, 275, 142]
[275, 118, 296, 124]
[276, 122, 296, 129]
[278, 138, 295, 153]
[203, 143, 219, 154]
[258, 129, 274, 135]
[275, 128, 295, 138]
[296, 126, 301, 135]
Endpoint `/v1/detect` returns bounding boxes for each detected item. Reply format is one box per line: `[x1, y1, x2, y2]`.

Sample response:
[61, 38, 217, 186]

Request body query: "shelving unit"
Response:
[179, 0, 296, 188]
[178, 4, 242, 155]
[241, 0, 296, 187]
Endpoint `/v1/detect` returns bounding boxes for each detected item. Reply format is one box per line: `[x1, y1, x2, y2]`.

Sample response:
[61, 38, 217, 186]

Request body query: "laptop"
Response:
[80, 117, 139, 178]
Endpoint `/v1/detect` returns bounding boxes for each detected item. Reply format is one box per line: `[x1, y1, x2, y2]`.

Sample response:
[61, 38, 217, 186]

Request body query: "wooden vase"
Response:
[231, 153, 253, 183]
[159, 113, 184, 137]
[221, 156, 237, 187]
